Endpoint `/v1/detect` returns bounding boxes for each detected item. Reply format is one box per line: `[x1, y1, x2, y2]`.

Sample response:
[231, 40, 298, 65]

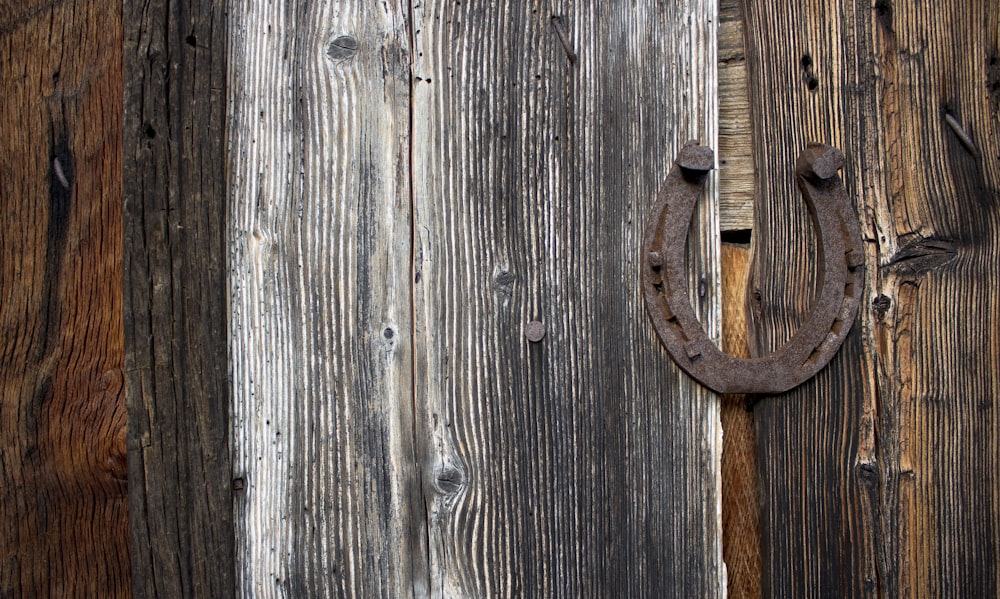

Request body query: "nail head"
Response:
[525, 320, 546, 343]
[677, 140, 715, 173]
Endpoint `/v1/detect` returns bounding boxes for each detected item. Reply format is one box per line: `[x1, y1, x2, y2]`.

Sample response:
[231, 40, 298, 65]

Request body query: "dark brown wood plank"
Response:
[742, 0, 1000, 595]
[742, 1, 888, 594]
[1, 2, 128, 596]
[410, 2, 724, 596]
[865, 1, 1000, 595]
[123, 0, 234, 595]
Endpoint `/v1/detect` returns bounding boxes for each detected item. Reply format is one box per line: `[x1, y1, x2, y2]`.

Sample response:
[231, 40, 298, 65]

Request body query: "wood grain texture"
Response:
[742, 0, 1000, 595]
[123, 0, 234, 595]
[720, 243, 760, 599]
[718, 0, 755, 231]
[227, 2, 418, 597]
[410, 2, 723, 596]
[1, 1, 128, 596]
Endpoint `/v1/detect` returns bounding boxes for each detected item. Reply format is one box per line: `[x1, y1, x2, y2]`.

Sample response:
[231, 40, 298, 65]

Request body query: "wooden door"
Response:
[3, 0, 997, 597]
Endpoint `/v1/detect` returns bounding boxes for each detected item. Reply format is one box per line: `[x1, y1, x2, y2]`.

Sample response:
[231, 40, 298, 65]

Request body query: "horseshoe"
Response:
[642, 141, 864, 395]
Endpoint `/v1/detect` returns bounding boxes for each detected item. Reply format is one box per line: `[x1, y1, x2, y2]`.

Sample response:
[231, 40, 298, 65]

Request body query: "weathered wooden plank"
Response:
[410, 2, 723, 596]
[720, 243, 761, 599]
[123, 0, 234, 595]
[743, 0, 1000, 595]
[1, 3, 128, 596]
[718, 0, 755, 231]
[742, 1, 886, 594]
[863, 1, 1000, 595]
[227, 2, 417, 596]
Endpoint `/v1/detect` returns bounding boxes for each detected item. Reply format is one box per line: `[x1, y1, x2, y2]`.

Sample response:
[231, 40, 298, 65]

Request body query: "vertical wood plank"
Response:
[742, 1, 887, 594]
[1, 2, 128, 595]
[742, 0, 1000, 595]
[124, 0, 234, 595]
[865, 1, 1000, 595]
[410, 2, 724, 596]
[720, 243, 761, 599]
[718, 0, 755, 231]
[227, 2, 417, 596]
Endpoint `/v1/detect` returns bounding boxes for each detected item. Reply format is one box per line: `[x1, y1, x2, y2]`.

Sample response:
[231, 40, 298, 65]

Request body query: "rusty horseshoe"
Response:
[642, 141, 864, 395]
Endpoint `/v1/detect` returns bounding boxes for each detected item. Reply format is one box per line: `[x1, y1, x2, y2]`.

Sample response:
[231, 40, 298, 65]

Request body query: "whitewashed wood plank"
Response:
[227, 2, 417, 596]
[410, 2, 724, 596]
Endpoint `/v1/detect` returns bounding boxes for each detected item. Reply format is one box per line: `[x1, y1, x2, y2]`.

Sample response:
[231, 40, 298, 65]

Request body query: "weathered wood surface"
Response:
[718, 0, 755, 231]
[123, 0, 234, 595]
[228, 0, 724, 596]
[0, 2, 128, 596]
[227, 2, 418, 597]
[410, 1, 722, 596]
[720, 243, 761, 599]
[743, 0, 1000, 595]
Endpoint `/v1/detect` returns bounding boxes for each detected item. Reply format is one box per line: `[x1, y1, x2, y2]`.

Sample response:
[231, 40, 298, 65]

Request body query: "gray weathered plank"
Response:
[227, 2, 418, 596]
[410, 2, 724, 596]
[124, 0, 235, 595]
[718, 0, 755, 231]
[743, 0, 1000, 595]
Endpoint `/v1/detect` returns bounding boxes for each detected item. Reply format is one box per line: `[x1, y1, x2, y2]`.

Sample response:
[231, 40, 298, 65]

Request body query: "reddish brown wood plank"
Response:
[721, 242, 761, 599]
[0, 1, 128, 596]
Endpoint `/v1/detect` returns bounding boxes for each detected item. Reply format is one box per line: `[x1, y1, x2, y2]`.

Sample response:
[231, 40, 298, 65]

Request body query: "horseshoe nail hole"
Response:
[803, 347, 823, 367]
[830, 319, 844, 336]
[667, 316, 688, 341]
